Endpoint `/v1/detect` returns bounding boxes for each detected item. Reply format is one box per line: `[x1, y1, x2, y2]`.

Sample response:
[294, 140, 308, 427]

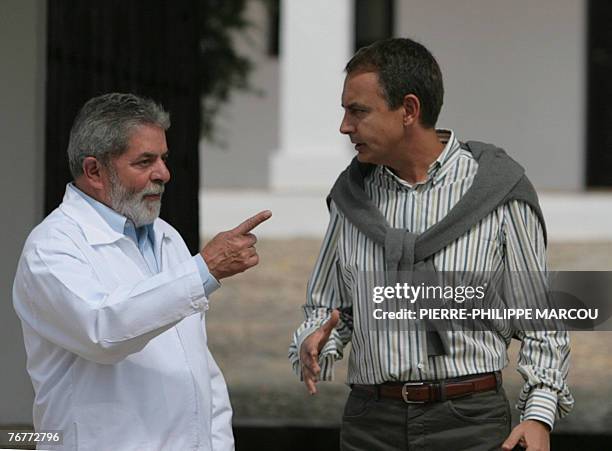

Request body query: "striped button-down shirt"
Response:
[289, 130, 573, 429]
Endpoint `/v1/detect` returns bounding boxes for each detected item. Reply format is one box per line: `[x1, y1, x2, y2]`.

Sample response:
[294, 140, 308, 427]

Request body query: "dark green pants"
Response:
[340, 386, 511, 451]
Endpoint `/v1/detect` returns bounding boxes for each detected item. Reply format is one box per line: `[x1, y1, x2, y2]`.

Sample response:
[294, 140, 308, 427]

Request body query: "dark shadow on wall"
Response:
[45, 0, 202, 252]
[1, 425, 609, 450]
[587, 0, 612, 188]
[233, 426, 611, 451]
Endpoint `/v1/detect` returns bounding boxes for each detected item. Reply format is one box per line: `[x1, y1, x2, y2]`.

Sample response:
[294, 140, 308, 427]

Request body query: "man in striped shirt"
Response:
[289, 38, 573, 450]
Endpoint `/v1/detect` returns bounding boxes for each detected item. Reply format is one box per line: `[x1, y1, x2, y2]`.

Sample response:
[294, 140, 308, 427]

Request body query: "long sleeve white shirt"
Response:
[13, 184, 234, 450]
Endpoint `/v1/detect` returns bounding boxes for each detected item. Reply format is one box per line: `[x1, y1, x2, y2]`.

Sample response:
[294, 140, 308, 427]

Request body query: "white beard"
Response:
[108, 169, 164, 227]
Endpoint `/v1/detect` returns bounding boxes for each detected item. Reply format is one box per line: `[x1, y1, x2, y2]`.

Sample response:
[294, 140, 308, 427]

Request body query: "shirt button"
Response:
[417, 362, 424, 370]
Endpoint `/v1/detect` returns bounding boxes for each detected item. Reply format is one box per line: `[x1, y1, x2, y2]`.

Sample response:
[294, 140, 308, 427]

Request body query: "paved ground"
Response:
[205, 239, 612, 433]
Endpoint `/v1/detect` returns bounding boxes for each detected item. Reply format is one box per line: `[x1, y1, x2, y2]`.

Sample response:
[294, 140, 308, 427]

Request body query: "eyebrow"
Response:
[134, 151, 169, 160]
[342, 102, 369, 109]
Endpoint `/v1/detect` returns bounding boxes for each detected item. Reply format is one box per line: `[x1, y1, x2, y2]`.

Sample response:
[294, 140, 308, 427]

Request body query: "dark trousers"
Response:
[340, 386, 511, 451]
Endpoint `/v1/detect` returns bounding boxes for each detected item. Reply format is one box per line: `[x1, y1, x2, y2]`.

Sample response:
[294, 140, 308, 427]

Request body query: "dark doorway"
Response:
[46, 0, 201, 252]
[586, 0, 612, 187]
[354, 0, 394, 52]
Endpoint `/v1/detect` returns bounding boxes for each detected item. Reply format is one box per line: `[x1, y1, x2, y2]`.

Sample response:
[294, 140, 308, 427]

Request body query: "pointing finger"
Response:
[231, 210, 272, 235]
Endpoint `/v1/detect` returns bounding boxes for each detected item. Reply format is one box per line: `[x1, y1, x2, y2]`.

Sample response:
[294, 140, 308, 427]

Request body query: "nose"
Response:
[339, 112, 354, 135]
[152, 158, 171, 184]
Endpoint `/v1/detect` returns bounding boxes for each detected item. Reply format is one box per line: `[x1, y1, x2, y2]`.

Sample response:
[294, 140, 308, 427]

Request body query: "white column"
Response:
[270, 0, 354, 191]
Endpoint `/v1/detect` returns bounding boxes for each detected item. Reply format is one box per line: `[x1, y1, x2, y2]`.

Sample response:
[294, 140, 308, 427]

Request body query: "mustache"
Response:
[140, 184, 165, 197]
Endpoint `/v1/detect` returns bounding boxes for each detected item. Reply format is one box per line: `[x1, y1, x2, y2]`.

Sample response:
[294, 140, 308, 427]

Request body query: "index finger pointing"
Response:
[232, 210, 272, 235]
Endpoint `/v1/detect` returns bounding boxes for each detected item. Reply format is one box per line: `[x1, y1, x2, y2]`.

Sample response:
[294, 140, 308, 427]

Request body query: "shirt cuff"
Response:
[289, 326, 344, 382]
[519, 387, 558, 431]
[193, 254, 221, 297]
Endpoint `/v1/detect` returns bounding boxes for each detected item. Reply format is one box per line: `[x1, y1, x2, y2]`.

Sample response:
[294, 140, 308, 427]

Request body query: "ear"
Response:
[402, 94, 421, 127]
[81, 156, 107, 190]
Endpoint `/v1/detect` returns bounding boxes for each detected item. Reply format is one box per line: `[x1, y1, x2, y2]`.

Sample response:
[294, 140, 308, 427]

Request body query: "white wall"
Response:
[396, 0, 585, 190]
[200, 0, 279, 189]
[0, 0, 46, 424]
[202, 0, 586, 191]
[269, 0, 354, 191]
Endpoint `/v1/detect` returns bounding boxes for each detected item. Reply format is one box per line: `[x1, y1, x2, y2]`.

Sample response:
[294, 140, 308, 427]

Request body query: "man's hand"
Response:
[299, 310, 340, 395]
[201, 210, 272, 280]
[502, 419, 550, 451]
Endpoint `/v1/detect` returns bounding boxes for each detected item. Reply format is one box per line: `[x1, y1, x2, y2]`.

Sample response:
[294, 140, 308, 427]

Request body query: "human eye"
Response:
[351, 106, 368, 115]
[134, 158, 153, 167]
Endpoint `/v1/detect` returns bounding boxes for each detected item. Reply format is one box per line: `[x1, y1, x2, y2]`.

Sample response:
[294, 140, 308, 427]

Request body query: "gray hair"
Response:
[67, 93, 170, 179]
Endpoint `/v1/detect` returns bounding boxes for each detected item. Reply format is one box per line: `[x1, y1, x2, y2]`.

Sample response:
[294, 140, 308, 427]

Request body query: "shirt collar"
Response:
[123, 219, 156, 247]
[382, 129, 460, 188]
[66, 183, 156, 246]
[72, 183, 128, 236]
[430, 129, 457, 171]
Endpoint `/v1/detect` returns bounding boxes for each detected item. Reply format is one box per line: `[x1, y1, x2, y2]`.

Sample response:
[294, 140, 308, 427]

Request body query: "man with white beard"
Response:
[12, 93, 270, 450]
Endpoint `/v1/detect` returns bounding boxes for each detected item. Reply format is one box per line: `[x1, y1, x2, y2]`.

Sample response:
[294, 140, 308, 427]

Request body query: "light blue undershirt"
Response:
[72, 183, 219, 296]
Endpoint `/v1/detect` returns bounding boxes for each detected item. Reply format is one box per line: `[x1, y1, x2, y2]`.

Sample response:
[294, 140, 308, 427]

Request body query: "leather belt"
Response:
[352, 372, 501, 404]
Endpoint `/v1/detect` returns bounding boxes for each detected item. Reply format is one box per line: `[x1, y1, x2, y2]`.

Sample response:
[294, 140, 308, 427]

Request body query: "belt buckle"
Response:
[401, 382, 426, 404]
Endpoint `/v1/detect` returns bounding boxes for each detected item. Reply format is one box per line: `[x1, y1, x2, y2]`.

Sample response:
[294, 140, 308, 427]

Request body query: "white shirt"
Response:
[13, 184, 234, 450]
